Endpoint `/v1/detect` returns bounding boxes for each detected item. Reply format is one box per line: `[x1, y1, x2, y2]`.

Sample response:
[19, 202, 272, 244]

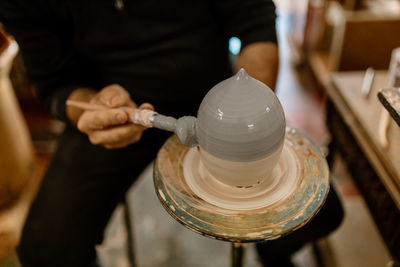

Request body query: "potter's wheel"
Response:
[183, 141, 300, 210]
[154, 126, 329, 242]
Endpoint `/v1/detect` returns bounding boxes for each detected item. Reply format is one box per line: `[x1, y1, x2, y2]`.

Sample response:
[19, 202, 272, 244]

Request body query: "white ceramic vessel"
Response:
[148, 68, 286, 188]
[196, 69, 285, 187]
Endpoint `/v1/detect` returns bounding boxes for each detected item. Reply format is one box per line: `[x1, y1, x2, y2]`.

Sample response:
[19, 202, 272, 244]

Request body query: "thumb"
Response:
[95, 84, 131, 108]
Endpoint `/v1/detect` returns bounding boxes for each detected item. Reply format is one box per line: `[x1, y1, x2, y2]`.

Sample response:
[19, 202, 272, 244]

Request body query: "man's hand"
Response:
[67, 84, 152, 149]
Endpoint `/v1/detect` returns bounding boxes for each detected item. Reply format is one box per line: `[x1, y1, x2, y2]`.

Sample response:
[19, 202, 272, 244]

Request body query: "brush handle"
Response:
[66, 100, 157, 127]
[65, 100, 109, 111]
[66, 100, 198, 147]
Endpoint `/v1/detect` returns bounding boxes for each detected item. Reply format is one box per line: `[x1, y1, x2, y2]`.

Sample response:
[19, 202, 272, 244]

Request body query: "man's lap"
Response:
[17, 126, 170, 267]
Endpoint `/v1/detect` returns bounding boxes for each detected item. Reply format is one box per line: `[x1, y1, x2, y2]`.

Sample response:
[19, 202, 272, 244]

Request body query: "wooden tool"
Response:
[66, 100, 156, 127]
[66, 99, 200, 147]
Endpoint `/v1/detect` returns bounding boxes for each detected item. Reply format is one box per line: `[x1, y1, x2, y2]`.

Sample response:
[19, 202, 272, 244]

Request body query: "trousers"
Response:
[18, 125, 171, 267]
[256, 185, 343, 266]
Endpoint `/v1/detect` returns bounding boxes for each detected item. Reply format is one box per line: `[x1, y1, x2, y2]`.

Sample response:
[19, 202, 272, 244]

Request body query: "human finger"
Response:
[88, 124, 144, 147]
[77, 109, 128, 132]
[138, 102, 154, 110]
[93, 84, 131, 108]
[103, 132, 143, 149]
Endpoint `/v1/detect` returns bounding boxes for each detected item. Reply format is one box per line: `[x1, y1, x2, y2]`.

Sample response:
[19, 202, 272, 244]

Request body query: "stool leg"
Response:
[231, 243, 245, 267]
[124, 199, 137, 267]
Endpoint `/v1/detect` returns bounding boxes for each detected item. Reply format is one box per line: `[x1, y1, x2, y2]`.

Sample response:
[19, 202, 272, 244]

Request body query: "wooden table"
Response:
[325, 70, 400, 262]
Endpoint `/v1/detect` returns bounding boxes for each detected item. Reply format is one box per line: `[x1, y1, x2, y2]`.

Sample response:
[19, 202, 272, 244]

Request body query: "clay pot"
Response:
[196, 69, 286, 187]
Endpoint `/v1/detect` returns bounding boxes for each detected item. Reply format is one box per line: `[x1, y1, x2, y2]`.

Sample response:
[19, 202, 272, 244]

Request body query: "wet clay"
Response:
[152, 115, 198, 147]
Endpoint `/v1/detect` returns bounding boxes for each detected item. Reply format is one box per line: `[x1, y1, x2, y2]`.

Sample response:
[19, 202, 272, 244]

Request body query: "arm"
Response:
[0, 1, 149, 149]
[0, 30, 38, 261]
[235, 42, 279, 90]
[211, 0, 279, 89]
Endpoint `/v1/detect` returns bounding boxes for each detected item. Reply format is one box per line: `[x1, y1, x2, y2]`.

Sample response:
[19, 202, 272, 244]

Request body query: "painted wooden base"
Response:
[153, 126, 330, 243]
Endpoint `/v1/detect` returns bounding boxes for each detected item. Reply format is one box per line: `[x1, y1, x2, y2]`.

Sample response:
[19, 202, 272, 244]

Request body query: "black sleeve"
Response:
[0, 0, 94, 122]
[210, 0, 277, 47]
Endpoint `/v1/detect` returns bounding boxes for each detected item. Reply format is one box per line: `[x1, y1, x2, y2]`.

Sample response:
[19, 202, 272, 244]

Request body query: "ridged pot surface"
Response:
[197, 68, 286, 162]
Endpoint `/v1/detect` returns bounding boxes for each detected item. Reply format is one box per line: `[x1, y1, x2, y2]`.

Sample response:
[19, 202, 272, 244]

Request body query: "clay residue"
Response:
[152, 114, 177, 132]
[153, 115, 198, 147]
[130, 109, 156, 127]
[175, 116, 198, 147]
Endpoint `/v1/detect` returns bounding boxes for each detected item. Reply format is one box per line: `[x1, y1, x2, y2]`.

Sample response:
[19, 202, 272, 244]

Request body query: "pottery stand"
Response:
[153, 127, 330, 267]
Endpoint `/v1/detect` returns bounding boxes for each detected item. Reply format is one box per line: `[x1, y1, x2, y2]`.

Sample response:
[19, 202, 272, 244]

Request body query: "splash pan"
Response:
[153, 126, 329, 242]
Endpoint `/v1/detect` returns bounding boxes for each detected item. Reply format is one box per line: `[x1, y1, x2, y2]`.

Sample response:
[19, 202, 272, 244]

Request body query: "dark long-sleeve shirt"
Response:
[0, 0, 277, 122]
